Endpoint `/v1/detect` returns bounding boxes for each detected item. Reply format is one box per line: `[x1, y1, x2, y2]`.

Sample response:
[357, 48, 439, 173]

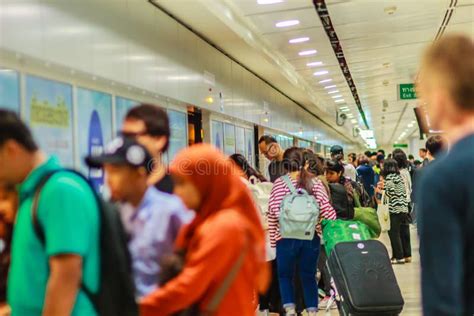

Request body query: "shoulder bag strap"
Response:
[353, 189, 362, 208]
[201, 234, 250, 316]
[281, 175, 296, 194]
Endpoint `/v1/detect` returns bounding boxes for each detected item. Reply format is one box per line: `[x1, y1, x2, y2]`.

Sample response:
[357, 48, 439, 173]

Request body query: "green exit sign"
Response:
[398, 83, 417, 100]
[393, 143, 408, 148]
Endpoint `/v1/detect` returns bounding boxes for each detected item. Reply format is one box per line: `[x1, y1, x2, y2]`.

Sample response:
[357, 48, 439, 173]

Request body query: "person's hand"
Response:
[375, 180, 384, 194]
[0, 304, 11, 316]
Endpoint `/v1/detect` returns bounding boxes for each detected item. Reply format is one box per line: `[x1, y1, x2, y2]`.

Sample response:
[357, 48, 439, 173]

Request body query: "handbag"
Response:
[353, 191, 381, 238]
[377, 190, 391, 232]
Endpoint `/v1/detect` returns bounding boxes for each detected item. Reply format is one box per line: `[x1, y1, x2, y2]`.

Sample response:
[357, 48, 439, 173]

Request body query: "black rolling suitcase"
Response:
[327, 240, 404, 315]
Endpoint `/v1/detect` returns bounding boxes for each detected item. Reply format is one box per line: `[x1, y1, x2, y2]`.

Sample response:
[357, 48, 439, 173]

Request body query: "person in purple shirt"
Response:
[86, 137, 192, 298]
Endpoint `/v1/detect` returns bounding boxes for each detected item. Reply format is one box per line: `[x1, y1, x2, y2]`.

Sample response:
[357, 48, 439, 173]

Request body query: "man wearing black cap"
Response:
[330, 145, 356, 182]
[86, 137, 191, 298]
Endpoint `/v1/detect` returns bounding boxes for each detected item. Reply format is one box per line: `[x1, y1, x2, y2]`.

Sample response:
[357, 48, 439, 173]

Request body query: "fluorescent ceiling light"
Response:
[331, 95, 343, 99]
[408, 123, 414, 128]
[335, 99, 345, 103]
[289, 37, 309, 44]
[351, 119, 357, 124]
[339, 106, 349, 110]
[299, 49, 317, 56]
[341, 108, 350, 112]
[313, 70, 328, 76]
[347, 114, 354, 118]
[319, 79, 332, 83]
[276, 20, 300, 28]
[307, 61, 323, 67]
[258, 0, 283, 4]
[328, 90, 339, 94]
[324, 85, 336, 89]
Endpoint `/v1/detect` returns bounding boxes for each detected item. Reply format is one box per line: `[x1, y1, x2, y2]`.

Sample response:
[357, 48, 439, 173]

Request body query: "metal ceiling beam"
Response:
[312, 0, 370, 130]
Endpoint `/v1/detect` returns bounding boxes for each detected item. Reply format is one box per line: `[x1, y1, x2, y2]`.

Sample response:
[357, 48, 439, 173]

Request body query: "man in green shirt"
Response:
[0, 110, 99, 316]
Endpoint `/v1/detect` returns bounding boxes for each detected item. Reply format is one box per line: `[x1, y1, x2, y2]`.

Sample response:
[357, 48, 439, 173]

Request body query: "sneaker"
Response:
[284, 306, 297, 316]
[318, 288, 327, 298]
[318, 296, 330, 309]
[391, 258, 405, 264]
[258, 310, 270, 316]
[404, 257, 412, 263]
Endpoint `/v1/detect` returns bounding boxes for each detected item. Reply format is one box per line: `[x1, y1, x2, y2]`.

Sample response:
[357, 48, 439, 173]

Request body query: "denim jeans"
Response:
[276, 236, 320, 310]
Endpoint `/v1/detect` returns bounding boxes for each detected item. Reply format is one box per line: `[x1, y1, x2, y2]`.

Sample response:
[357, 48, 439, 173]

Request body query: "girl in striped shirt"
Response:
[268, 147, 336, 316]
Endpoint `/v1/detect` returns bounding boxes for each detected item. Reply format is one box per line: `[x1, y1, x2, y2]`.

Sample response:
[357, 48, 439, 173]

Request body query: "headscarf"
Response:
[169, 144, 267, 283]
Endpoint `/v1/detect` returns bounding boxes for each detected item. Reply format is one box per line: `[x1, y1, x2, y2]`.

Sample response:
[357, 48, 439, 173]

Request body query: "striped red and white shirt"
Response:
[268, 176, 337, 248]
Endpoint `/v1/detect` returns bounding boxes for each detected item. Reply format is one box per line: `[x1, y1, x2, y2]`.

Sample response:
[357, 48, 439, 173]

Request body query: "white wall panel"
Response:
[0, 0, 350, 145]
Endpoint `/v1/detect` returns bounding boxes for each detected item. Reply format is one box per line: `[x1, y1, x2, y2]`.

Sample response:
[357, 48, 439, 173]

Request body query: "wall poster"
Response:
[211, 120, 224, 152]
[115, 96, 138, 134]
[77, 87, 113, 192]
[224, 123, 236, 156]
[245, 128, 254, 167]
[0, 69, 20, 113]
[167, 109, 188, 162]
[25, 75, 74, 166]
[235, 126, 245, 156]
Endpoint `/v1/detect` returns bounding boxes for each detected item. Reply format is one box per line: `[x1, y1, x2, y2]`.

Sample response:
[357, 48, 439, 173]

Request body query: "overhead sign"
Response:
[399, 83, 417, 100]
[393, 143, 408, 148]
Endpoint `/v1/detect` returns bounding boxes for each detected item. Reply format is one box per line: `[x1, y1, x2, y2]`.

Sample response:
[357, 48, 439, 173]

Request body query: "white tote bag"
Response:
[377, 190, 391, 232]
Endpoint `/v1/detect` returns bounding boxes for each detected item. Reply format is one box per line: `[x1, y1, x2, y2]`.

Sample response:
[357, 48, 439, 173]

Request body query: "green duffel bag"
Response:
[353, 190, 381, 238]
[322, 219, 373, 256]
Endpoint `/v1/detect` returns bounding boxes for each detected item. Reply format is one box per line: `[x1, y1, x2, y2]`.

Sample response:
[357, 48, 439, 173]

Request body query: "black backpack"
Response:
[328, 183, 354, 220]
[32, 169, 138, 316]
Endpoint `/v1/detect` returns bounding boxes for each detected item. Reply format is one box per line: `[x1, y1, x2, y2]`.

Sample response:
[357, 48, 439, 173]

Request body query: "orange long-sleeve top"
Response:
[140, 208, 269, 316]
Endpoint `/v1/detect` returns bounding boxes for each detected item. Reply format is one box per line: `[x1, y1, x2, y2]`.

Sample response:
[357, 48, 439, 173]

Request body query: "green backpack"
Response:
[279, 175, 320, 241]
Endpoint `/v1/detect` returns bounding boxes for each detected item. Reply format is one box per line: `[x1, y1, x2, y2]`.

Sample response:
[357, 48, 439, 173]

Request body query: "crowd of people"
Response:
[0, 34, 472, 316]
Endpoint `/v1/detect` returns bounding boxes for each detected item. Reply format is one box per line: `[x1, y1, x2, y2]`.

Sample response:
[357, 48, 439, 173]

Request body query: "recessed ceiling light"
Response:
[313, 70, 328, 76]
[328, 90, 339, 94]
[258, 0, 283, 4]
[331, 95, 342, 99]
[276, 20, 300, 28]
[319, 79, 332, 83]
[299, 49, 317, 56]
[307, 61, 323, 67]
[324, 85, 336, 89]
[289, 37, 309, 44]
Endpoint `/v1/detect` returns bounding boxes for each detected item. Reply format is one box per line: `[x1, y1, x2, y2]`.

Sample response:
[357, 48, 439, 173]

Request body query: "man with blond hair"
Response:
[416, 34, 474, 315]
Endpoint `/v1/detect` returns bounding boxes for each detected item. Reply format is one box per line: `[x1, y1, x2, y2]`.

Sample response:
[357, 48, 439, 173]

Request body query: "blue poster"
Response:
[167, 109, 187, 162]
[212, 120, 224, 152]
[115, 96, 138, 134]
[77, 88, 113, 192]
[0, 69, 20, 112]
[25, 75, 74, 166]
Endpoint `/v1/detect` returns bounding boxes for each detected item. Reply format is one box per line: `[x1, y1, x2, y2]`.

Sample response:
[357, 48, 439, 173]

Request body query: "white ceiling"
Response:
[155, 0, 474, 147]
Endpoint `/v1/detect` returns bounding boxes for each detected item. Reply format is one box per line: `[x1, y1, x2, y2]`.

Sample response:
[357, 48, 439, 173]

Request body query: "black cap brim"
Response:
[85, 155, 129, 169]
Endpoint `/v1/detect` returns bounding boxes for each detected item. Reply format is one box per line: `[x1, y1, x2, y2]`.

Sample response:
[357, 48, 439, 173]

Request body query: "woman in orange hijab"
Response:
[140, 144, 269, 316]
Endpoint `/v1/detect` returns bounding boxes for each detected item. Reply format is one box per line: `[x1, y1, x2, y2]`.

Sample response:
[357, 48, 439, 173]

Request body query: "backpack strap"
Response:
[202, 233, 250, 316]
[353, 188, 362, 208]
[281, 175, 297, 194]
[31, 169, 98, 310]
